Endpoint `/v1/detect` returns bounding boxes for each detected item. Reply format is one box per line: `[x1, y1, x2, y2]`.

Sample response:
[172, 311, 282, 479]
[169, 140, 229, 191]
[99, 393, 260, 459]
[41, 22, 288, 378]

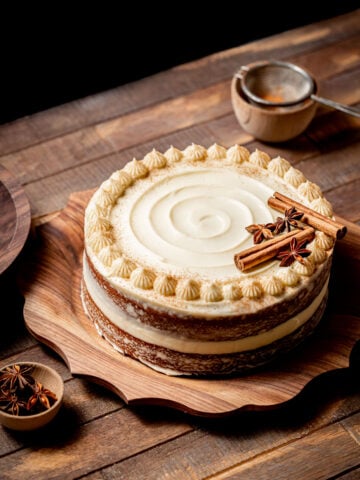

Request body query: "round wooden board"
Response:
[0, 165, 31, 275]
[19, 190, 360, 417]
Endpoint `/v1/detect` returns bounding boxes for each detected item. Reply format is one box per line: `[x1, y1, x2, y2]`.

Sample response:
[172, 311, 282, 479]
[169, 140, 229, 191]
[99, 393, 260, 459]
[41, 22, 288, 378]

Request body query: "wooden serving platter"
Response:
[0, 165, 31, 275]
[19, 190, 360, 417]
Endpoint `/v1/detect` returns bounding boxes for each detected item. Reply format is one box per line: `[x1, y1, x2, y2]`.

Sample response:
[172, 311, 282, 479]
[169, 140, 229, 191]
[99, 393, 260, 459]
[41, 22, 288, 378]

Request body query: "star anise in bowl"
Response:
[0, 362, 64, 431]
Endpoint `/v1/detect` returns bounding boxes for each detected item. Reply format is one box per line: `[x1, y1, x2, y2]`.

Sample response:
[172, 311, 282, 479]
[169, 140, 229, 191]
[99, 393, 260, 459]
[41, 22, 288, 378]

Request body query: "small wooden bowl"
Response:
[0, 362, 64, 431]
[231, 75, 317, 142]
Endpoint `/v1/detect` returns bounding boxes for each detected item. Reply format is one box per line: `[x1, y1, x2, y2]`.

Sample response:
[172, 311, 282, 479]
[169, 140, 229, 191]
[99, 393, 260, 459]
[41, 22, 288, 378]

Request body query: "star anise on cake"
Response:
[277, 238, 312, 267]
[274, 206, 305, 233]
[245, 223, 275, 244]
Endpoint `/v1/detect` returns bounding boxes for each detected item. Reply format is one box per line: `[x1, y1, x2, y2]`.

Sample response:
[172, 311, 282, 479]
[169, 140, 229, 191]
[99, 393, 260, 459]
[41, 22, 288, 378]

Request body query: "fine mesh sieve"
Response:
[236, 61, 360, 118]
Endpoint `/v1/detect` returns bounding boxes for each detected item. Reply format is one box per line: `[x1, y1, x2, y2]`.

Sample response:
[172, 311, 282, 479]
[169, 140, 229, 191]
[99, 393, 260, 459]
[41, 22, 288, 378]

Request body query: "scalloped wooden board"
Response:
[0, 165, 31, 275]
[19, 190, 360, 417]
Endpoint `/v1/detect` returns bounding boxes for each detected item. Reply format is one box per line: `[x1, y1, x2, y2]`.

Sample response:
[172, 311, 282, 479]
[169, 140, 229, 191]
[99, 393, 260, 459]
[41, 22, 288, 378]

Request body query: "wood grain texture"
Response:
[0, 10, 358, 157]
[0, 11, 360, 480]
[18, 190, 360, 417]
[88, 390, 360, 480]
[0, 63, 357, 218]
[0, 407, 191, 480]
[211, 423, 360, 480]
[0, 165, 31, 274]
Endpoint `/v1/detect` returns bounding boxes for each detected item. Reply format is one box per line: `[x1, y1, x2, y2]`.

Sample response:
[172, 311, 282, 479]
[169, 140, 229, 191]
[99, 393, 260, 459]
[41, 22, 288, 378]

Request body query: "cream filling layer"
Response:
[84, 259, 328, 355]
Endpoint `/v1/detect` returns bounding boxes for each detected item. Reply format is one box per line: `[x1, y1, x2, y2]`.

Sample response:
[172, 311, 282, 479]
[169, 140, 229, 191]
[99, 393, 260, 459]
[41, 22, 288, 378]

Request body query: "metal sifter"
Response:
[236, 61, 360, 118]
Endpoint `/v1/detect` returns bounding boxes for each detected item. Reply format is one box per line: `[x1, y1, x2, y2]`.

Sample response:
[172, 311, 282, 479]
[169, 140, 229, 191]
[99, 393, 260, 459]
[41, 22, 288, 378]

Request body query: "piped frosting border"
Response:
[84, 144, 334, 303]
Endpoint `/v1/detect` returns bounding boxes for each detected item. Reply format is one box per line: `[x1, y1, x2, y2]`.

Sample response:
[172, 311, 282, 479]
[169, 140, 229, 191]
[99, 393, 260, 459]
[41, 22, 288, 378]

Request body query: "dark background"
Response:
[1, 3, 358, 124]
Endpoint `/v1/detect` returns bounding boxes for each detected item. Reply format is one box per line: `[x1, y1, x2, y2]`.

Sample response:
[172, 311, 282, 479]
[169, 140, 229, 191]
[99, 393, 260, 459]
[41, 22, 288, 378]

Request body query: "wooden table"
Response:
[1, 10, 360, 480]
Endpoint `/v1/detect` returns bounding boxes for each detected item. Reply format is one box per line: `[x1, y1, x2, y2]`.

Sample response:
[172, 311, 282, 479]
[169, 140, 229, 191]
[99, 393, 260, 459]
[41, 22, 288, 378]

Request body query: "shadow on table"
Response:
[131, 341, 359, 433]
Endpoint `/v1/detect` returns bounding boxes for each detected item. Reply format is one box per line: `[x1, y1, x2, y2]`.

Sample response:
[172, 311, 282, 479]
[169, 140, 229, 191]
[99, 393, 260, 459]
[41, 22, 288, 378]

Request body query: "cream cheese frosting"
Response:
[82, 143, 334, 376]
[84, 143, 333, 313]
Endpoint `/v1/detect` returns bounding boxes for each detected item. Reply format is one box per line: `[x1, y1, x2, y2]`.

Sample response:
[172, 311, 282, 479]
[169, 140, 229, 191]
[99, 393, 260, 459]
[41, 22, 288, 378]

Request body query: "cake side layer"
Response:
[84, 252, 332, 340]
[83, 270, 328, 354]
[82, 283, 328, 376]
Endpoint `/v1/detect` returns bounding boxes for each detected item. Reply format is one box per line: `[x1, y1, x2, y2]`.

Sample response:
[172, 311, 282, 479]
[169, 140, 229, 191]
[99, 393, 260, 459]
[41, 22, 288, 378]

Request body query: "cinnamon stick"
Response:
[234, 227, 315, 272]
[269, 192, 347, 239]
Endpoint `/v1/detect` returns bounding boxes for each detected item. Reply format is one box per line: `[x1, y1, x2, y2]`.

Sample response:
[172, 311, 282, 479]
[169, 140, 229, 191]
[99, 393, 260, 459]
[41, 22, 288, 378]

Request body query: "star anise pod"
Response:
[277, 238, 312, 267]
[27, 382, 58, 412]
[272, 217, 287, 234]
[246, 223, 275, 244]
[281, 206, 304, 232]
[0, 390, 27, 416]
[0, 364, 35, 391]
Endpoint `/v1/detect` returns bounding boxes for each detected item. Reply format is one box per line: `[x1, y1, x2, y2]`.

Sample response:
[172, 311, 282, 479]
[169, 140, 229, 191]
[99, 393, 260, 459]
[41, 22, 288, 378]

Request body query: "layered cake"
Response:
[82, 143, 338, 376]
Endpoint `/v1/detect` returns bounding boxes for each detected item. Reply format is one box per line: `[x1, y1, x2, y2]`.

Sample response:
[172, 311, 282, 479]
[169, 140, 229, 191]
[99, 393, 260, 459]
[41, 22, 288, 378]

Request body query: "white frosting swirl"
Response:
[113, 166, 280, 280]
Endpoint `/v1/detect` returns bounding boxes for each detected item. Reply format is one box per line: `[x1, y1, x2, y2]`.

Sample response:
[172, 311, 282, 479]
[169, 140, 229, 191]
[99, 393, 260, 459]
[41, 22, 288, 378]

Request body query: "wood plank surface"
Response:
[17, 190, 360, 418]
[0, 10, 359, 157]
[0, 9, 359, 480]
[0, 166, 31, 274]
[211, 423, 360, 480]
